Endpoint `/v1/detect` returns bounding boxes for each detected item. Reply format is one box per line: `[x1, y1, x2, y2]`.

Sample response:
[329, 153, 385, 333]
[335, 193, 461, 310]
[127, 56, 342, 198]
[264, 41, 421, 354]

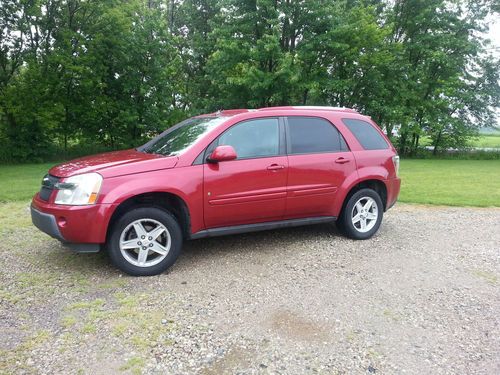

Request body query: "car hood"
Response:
[49, 149, 178, 178]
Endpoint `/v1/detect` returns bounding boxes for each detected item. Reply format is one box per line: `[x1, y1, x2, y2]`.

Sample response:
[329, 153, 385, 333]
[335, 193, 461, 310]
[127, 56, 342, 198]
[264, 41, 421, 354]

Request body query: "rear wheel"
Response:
[337, 188, 383, 240]
[108, 207, 182, 276]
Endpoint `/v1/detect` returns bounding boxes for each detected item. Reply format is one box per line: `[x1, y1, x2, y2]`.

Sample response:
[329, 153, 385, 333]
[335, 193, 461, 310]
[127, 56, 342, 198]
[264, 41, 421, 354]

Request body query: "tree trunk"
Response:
[385, 124, 393, 139]
[302, 89, 309, 105]
[168, 0, 175, 31]
[399, 130, 408, 156]
[433, 129, 442, 156]
[410, 132, 418, 155]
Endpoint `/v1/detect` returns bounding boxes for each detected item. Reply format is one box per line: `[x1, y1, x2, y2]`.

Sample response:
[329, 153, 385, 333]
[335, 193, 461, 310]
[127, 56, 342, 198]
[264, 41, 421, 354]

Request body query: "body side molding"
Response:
[190, 216, 336, 239]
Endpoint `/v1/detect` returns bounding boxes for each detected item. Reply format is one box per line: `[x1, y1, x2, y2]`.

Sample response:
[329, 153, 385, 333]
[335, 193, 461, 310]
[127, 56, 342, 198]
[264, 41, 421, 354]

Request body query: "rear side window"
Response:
[342, 118, 389, 150]
[287, 117, 346, 154]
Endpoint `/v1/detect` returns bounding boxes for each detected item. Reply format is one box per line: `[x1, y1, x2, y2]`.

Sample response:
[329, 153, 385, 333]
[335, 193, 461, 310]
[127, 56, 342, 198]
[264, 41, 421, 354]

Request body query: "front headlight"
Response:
[55, 172, 103, 205]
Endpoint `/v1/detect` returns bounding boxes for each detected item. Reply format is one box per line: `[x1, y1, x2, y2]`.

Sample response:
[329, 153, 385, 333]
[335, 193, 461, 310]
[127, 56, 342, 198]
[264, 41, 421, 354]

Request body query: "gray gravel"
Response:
[0, 203, 499, 374]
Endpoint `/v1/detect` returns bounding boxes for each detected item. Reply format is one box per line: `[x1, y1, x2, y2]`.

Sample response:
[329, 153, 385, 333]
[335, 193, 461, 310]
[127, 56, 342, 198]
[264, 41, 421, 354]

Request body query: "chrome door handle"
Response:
[335, 157, 350, 164]
[267, 164, 285, 171]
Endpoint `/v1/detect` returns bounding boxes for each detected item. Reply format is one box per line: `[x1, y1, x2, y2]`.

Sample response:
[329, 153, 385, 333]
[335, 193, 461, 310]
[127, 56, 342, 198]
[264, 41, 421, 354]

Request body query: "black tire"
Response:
[337, 188, 383, 240]
[108, 206, 182, 276]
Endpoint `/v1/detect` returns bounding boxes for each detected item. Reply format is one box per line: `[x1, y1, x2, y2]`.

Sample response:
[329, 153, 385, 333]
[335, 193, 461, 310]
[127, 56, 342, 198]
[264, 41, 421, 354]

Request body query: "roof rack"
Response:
[204, 109, 253, 117]
[257, 106, 358, 113]
[205, 106, 358, 117]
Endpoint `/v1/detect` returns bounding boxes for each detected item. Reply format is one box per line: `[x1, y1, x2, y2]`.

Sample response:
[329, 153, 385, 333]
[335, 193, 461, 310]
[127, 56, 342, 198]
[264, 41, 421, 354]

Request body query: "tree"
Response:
[0, 0, 498, 162]
[387, 0, 499, 155]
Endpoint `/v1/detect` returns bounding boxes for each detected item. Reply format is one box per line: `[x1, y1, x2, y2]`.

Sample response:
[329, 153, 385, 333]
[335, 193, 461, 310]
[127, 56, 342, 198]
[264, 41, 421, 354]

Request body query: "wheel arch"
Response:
[338, 178, 388, 216]
[106, 191, 191, 242]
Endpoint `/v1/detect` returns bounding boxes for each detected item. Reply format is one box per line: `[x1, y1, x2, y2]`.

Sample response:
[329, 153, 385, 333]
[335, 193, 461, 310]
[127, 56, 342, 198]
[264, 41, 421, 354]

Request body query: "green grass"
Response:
[1, 160, 499, 207]
[419, 133, 500, 149]
[0, 163, 57, 202]
[399, 159, 500, 207]
[473, 134, 500, 148]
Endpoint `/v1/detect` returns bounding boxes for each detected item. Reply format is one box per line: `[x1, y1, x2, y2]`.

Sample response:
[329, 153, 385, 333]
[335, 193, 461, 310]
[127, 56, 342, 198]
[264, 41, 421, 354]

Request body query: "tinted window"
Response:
[342, 118, 389, 150]
[287, 117, 344, 154]
[218, 118, 279, 159]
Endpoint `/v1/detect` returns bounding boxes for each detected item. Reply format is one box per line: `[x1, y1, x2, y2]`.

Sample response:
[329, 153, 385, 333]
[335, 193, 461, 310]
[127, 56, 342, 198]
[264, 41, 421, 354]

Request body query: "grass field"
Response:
[419, 133, 500, 149]
[473, 134, 500, 148]
[0, 163, 56, 202]
[1, 159, 499, 207]
[399, 159, 500, 207]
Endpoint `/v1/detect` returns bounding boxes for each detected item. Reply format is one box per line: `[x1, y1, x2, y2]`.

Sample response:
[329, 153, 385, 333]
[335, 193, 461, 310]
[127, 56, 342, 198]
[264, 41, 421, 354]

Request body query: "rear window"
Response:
[342, 118, 389, 150]
[287, 117, 346, 154]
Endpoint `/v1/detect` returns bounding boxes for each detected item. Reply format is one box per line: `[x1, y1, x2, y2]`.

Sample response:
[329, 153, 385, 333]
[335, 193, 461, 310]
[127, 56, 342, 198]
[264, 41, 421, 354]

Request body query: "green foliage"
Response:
[0, 0, 185, 161]
[0, 0, 498, 162]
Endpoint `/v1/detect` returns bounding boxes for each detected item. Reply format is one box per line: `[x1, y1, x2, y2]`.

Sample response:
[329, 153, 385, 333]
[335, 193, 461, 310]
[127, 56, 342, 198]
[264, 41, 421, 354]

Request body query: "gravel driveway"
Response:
[0, 202, 499, 374]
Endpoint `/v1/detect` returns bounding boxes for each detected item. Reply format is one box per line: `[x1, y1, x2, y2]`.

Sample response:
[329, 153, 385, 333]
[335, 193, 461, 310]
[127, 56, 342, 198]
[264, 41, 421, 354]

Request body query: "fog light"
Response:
[57, 217, 67, 227]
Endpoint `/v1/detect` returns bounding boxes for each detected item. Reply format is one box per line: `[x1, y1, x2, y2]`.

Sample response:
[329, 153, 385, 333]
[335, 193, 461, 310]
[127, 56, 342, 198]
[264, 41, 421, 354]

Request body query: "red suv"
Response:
[31, 106, 400, 276]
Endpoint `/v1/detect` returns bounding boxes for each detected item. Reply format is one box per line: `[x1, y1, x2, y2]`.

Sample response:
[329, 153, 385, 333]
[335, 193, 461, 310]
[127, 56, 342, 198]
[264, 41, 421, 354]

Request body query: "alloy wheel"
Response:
[119, 219, 171, 267]
[351, 196, 379, 233]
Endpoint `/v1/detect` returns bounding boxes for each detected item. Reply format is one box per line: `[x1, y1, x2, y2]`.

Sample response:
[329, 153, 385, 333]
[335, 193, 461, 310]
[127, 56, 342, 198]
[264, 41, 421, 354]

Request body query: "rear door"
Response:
[284, 116, 356, 218]
[203, 117, 288, 228]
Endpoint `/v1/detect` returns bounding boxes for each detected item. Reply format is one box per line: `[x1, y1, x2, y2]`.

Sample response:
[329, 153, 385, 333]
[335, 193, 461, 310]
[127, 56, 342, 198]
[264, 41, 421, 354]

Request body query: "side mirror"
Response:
[207, 145, 237, 163]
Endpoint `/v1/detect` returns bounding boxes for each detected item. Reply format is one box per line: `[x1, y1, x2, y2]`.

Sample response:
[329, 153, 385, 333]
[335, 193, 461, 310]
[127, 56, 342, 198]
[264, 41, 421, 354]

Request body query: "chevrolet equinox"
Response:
[31, 106, 401, 276]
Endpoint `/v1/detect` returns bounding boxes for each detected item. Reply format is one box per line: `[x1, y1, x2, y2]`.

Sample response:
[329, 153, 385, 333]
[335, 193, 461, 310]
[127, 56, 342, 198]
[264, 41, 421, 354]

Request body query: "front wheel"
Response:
[108, 207, 182, 276]
[337, 188, 383, 240]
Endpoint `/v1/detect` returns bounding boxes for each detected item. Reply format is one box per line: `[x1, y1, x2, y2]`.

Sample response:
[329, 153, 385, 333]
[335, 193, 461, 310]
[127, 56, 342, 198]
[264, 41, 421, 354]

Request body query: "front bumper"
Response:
[31, 205, 101, 253]
[31, 205, 64, 241]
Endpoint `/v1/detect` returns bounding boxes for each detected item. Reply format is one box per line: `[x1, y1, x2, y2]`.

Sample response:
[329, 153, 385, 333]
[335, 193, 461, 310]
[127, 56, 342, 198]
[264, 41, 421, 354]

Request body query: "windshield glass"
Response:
[140, 117, 225, 156]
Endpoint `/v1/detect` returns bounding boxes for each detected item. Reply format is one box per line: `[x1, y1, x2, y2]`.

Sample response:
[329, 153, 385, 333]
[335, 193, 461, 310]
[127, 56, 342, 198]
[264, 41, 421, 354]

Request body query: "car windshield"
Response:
[140, 117, 225, 156]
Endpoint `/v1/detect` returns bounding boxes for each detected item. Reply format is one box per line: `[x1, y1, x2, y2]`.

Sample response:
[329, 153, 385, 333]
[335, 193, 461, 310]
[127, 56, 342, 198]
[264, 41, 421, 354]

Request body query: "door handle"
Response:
[335, 157, 350, 164]
[267, 164, 285, 171]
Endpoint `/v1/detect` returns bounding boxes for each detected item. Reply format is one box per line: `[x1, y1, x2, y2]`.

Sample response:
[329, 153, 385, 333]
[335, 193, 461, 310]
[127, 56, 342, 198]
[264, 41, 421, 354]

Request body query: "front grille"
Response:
[39, 174, 60, 201]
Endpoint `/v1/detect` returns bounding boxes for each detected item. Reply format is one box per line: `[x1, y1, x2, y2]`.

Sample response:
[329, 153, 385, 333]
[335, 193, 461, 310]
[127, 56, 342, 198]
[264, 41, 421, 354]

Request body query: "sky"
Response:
[487, 17, 500, 56]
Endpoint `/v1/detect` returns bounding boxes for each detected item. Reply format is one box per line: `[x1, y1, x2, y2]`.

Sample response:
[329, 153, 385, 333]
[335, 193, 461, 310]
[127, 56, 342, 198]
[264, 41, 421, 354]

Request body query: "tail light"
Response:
[392, 155, 400, 177]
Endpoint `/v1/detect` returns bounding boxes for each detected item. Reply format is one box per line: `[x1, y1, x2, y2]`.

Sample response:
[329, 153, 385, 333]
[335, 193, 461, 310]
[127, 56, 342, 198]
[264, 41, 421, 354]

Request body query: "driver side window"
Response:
[217, 118, 280, 159]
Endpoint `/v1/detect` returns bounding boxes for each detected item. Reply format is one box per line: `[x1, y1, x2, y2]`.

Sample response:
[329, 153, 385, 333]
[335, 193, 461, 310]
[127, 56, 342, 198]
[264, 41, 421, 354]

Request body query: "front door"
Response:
[203, 118, 288, 228]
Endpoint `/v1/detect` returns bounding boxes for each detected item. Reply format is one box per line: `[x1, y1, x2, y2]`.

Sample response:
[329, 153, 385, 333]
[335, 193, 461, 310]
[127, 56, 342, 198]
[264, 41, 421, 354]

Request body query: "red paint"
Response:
[49, 149, 174, 178]
[32, 107, 401, 246]
[204, 156, 288, 227]
[32, 193, 116, 243]
[208, 145, 237, 163]
[286, 150, 356, 218]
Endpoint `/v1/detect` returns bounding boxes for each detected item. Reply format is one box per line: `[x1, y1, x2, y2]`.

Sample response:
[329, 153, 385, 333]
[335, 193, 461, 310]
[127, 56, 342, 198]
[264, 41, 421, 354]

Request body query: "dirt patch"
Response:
[269, 310, 330, 342]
